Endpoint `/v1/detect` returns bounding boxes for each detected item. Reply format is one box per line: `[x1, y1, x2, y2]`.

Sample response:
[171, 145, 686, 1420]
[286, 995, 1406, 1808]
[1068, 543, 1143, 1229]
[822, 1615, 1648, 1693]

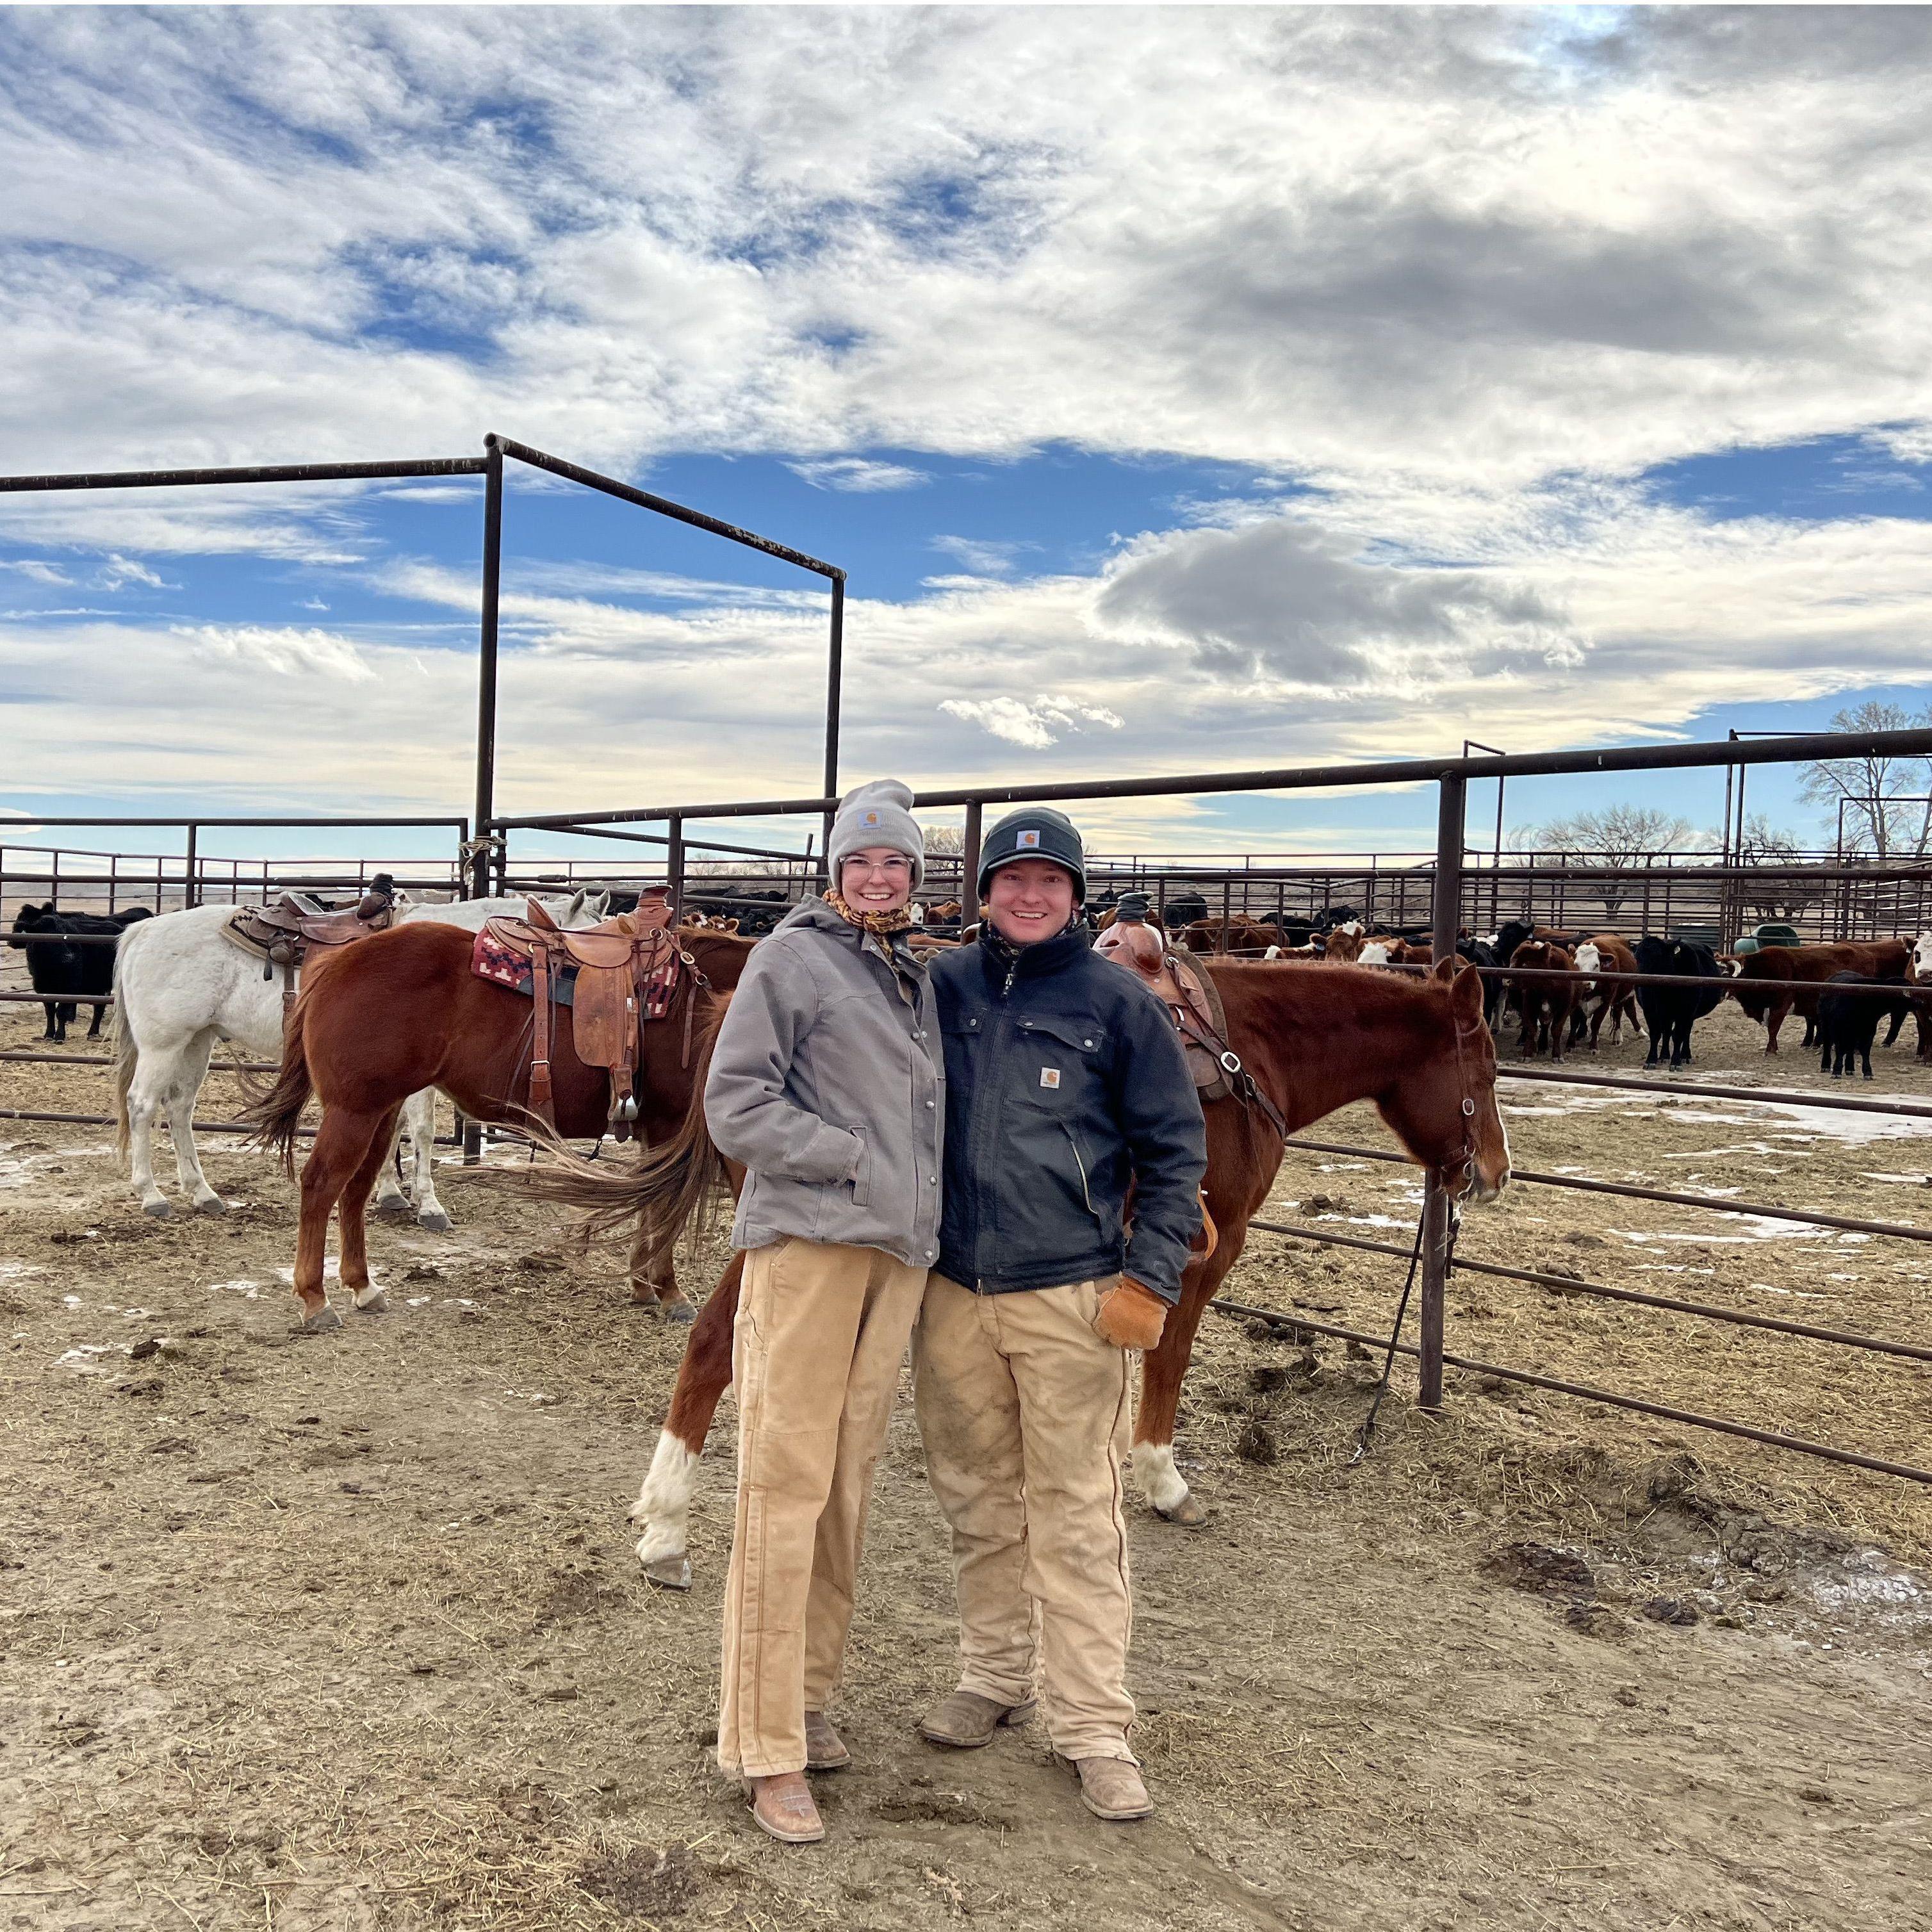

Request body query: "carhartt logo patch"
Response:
[1018, 829, 1041, 848]
[1040, 1067, 1061, 1089]
[861, 809, 880, 826]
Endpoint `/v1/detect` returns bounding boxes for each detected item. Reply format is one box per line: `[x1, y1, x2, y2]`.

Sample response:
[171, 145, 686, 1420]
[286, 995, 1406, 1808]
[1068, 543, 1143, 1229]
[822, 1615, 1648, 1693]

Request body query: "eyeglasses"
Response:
[842, 856, 912, 878]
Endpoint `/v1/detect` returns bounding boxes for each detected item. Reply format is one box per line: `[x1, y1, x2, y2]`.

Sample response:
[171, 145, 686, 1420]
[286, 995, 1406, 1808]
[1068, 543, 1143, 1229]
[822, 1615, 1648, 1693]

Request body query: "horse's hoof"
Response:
[373, 1195, 414, 1224]
[641, 1553, 693, 1592]
[352, 1288, 388, 1314]
[299, 1305, 344, 1334]
[142, 1199, 172, 1220]
[417, 1207, 452, 1233]
[661, 1300, 697, 1325]
[193, 1193, 229, 1216]
[1156, 1492, 1211, 1529]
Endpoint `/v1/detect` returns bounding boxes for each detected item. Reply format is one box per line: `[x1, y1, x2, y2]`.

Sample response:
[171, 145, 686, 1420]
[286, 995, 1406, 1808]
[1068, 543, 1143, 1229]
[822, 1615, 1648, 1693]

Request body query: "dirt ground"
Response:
[3, 994, 1931, 1931]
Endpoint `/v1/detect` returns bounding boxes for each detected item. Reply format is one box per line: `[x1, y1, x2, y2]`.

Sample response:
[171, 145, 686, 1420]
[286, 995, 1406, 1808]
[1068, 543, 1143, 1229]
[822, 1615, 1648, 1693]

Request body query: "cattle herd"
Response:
[9, 883, 1932, 1092]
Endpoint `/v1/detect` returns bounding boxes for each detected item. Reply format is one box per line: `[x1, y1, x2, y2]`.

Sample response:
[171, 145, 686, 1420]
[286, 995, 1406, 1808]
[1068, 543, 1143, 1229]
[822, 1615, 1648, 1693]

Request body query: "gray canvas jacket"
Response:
[705, 897, 944, 1268]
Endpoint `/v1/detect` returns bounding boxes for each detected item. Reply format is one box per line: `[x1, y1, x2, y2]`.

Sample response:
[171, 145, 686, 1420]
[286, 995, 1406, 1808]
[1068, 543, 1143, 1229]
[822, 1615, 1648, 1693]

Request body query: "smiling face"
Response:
[839, 845, 914, 914]
[985, 858, 1077, 946]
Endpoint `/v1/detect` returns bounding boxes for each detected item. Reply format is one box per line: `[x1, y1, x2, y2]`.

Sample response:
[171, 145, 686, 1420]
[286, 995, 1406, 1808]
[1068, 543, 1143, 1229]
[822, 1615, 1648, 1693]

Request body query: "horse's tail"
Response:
[242, 983, 316, 1177]
[110, 925, 140, 1164]
[497, 994, 734, 1276]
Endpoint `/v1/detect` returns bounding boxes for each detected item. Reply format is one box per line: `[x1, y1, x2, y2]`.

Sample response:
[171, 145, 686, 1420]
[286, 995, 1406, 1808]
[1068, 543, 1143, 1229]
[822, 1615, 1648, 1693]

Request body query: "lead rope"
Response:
[1351, 1008, 1480, 1463]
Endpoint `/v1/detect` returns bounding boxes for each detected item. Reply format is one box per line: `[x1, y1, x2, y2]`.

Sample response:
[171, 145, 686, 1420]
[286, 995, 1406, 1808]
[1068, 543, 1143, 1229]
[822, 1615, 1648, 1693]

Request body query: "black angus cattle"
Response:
[1817, 971, 1912, 1079]
[1158, 887, 1210, 930]
[1456, 936, 1505, 1027]
[1632, 934, 1725, 1070]
[7, 904, 153, 1042]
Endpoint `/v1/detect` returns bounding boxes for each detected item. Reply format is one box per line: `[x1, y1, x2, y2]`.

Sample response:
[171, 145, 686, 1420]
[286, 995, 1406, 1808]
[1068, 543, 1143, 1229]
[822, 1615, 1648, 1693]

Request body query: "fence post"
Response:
[667, 815, 685, 926]
[1420, 771, 1466, 1411]
[471, 438, 503, 901]
[961, 801, 983, 934]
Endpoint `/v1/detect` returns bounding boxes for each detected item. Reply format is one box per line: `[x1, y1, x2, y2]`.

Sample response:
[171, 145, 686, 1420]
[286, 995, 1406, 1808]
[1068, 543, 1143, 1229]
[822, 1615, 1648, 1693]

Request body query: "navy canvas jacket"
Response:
[930, 924, 1207, 1301]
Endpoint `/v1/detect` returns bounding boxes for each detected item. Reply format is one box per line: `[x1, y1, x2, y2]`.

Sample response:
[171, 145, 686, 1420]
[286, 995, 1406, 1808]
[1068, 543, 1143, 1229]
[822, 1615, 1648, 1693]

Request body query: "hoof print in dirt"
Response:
[575, 1845, 696, 1920]
[1642, 1595, 1701, 1627]
[1484, 1541, 1596, 1596]
[1562, 1600, 1623, 1640]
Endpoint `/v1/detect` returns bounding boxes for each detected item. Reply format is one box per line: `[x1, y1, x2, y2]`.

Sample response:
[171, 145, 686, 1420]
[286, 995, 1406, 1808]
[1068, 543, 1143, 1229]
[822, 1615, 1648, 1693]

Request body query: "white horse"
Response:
[111, 889, 607, 1221]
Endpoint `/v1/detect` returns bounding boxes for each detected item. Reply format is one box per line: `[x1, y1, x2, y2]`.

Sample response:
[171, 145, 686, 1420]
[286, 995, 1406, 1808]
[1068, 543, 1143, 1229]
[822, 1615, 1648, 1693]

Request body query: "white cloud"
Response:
[99, 553, 170, 589]
[172, 622, 377, 683]
[0, 558, 71, 584]
[786, 457, 927, 492]
[940, 692, 1126, 750]
[930, 534, 1027, 576]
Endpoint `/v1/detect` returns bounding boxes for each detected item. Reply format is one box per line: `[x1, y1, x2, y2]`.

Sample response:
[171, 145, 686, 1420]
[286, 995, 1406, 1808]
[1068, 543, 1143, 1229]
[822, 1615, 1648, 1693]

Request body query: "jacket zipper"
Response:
[1062, 1122, 1100, 1220]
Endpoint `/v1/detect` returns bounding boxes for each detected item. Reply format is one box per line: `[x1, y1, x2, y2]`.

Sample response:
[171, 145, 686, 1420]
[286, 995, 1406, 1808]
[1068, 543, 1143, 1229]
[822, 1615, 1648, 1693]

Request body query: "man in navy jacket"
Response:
[913, 806, 1206, 1824]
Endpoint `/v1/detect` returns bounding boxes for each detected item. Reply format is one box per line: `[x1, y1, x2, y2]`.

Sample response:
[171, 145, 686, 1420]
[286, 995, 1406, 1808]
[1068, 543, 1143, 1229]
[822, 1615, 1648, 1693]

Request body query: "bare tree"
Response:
[1735, 814, 1823, 922]
[1798, 700, 1932, 860]
[1515, 805, 1709, 917]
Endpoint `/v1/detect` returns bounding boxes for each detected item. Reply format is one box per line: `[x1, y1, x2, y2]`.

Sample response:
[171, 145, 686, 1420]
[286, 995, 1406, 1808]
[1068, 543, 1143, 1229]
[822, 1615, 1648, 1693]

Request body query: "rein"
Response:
[1351, 1003, 1484, 1461]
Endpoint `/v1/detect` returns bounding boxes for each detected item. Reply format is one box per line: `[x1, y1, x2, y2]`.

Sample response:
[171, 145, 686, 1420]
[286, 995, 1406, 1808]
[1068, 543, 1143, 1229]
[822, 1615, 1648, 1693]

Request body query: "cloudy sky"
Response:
[4, 5, 1931, 869]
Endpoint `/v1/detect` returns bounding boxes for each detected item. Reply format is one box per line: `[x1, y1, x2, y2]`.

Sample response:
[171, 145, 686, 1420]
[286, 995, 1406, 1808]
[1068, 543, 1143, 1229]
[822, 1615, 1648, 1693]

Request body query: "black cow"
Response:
[1158, 887, 1210, 929]
[7, 904, 153, 1042]
[1817, 971, 1912, 1079]
[1456, 936, 1505, 1028]
[1633, 934, 1725, 1070]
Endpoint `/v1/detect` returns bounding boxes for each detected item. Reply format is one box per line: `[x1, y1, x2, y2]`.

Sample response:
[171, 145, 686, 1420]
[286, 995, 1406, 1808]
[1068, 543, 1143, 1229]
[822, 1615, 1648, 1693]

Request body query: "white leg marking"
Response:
[1131, 1441, 1191, 1515]
[630, 1432, 700, 1567]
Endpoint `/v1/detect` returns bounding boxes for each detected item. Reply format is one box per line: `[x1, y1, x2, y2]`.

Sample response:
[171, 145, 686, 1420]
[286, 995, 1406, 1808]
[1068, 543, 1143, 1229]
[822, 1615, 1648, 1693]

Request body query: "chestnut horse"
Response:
[528, 954, 1508, 1587]
[243, 921, 753, 1330]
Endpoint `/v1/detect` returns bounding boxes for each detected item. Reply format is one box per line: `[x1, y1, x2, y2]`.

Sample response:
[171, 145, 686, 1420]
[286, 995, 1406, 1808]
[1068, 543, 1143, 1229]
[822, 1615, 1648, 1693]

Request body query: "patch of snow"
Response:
[208, 1280, 261, 1298]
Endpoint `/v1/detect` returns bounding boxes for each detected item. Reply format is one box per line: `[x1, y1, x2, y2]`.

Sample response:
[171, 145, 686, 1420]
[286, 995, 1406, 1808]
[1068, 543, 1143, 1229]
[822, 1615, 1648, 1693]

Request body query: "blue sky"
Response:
[4, 8, 1932, 874]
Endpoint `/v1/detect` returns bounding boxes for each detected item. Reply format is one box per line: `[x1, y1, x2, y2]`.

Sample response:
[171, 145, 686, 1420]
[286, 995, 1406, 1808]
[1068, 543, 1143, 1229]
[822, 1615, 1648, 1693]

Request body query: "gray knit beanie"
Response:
[828, 778, 924, 888]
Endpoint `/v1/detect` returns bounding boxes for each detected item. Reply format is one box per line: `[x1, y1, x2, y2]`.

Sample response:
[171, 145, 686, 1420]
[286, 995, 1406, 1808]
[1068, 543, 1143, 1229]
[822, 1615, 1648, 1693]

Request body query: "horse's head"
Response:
[1375, 958, 1510, 1204]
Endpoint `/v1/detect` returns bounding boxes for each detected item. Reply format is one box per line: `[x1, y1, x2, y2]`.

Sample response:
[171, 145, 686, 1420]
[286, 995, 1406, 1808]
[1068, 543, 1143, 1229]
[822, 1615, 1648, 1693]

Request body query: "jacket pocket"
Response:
[847, 1126, 871, 1208]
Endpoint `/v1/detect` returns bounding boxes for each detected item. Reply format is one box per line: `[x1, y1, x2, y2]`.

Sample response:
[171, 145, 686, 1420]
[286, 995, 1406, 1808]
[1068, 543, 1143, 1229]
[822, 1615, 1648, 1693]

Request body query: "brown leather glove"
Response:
[1093, 1275, 1168, 1350]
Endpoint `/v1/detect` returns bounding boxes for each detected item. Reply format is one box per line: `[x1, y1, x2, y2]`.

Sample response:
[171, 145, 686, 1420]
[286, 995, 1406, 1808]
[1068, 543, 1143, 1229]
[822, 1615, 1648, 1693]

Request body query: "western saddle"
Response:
[225, 874, 401, 1011]
[471, 894, 685, 1136]
[1093, 894, 1236, 1104]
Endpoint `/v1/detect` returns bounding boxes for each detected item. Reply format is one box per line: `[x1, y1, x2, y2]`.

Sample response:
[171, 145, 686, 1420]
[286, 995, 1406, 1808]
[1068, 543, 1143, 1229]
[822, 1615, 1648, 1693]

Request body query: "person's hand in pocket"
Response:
[1093, 1275, 1167, 1350]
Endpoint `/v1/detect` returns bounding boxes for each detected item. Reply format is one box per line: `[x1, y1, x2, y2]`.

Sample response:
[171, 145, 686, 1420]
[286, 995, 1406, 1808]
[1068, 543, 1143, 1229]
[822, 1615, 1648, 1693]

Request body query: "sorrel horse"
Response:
[527, 954, 1508, 1587]
[244, 921, 753, 1330]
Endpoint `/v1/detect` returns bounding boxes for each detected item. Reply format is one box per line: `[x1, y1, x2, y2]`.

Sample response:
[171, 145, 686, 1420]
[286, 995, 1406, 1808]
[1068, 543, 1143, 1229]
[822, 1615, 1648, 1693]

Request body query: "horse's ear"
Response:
[1451, 960, 1484, 1023]
[1432, 954, 1456, 983]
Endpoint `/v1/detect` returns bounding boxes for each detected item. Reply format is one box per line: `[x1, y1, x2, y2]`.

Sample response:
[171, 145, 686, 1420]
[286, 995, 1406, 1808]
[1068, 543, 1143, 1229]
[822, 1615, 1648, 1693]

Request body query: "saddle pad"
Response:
[474, 924, 578, 1006]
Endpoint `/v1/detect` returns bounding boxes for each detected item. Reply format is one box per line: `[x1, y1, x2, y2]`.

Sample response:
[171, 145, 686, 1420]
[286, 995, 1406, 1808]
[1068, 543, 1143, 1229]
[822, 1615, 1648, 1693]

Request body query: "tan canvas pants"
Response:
[912, 1273, 1138, 1764]
[716, 1236, 928, 1778]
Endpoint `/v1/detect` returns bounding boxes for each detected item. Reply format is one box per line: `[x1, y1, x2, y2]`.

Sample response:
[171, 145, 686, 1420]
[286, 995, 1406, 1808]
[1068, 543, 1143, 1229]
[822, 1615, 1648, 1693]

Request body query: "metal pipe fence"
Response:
[484, 723, 1932, 1484]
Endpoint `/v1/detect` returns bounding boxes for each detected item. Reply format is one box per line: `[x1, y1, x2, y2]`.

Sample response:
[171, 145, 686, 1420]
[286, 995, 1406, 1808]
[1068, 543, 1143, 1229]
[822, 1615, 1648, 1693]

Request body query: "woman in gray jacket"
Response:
[702, 778, 942, 1845]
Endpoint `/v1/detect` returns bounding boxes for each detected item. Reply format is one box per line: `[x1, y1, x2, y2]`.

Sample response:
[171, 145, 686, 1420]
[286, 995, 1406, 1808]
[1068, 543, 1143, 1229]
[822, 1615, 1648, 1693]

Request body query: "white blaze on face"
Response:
[1264, 944, 1284, 959]
[1359, 942, 1392, 966]
[1336, 919, 1364, 938]
[1912, 933, 1932, 981]
[1575, 942, 1601, 975]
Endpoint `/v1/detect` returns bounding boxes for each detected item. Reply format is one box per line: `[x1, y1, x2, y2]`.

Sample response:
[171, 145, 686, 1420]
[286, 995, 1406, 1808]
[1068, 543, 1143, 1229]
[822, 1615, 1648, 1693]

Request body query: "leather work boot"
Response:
[804, 1710, 851, 1771]
[919, 1689, 1038, 1749]
[743, 1772, 824, 1844]
[1071, 1756, 1154, 1822]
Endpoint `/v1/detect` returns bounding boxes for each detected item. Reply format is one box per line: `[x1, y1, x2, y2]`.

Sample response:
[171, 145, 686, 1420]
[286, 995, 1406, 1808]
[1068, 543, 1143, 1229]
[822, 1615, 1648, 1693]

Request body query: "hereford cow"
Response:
[7, 904, 153, 1042]
[1508, 938, 1576, 1058]
[1731, 940, 1910, 1052]
[1632, 934, 1726, 1069]
[1572, 935, 1644, 1048]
